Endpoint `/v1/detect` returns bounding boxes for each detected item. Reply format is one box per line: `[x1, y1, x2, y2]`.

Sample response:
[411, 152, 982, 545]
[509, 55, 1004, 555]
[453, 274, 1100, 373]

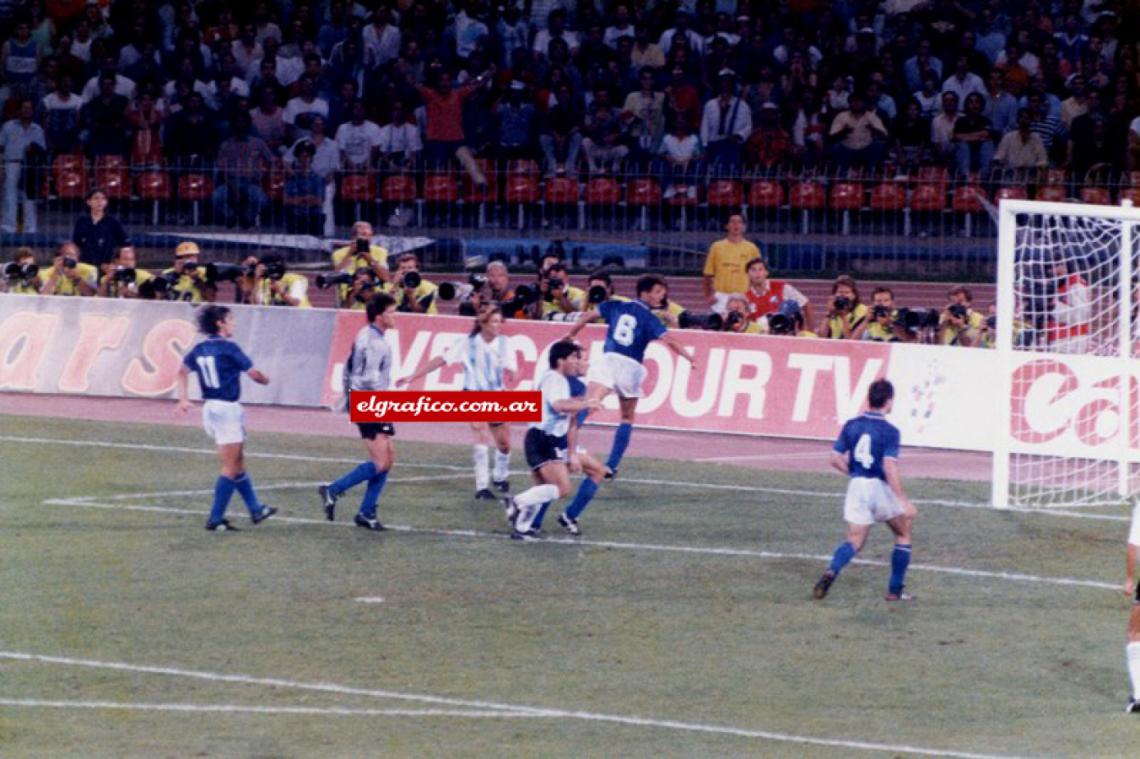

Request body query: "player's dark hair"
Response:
[548, 340, 581, 369]
[872, 286, 893, 300]
[868, 379, 894, 410]
[746, 256, 766, 272]
[366, 292, 397, 322]
[588, 269, 613, 289]
[636, 274, 666, 296]
[197, 305, 230, 335]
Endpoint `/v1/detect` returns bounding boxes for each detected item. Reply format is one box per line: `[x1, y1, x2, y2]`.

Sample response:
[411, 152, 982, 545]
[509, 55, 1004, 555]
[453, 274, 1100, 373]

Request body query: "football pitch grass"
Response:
[0, 413, 1136, 758]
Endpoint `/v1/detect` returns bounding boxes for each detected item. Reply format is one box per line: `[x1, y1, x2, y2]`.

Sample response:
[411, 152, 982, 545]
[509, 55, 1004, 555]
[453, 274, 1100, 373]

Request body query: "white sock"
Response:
[1128, 642, 1140, 697]
[473, 445, 490, 491]
[493, 450, 511, 481]
[514, 484, 559, 531]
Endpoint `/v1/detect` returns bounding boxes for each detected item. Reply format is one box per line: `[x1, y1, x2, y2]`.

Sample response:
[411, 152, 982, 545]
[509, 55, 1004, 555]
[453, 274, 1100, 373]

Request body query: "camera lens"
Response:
[402, 270, 421, 289]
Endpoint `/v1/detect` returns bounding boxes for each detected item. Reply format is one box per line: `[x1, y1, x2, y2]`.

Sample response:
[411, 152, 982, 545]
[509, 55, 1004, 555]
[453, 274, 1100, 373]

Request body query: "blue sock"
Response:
[532, 502, 551, 530]
[888, 544, 912, 595]
[232, 472, 261, 515]
[828, 541, 858, 576]
[565, 478, 599, 520]
[606, 423, 633, 472]
[209, 476, 236, 525]
[331, 461, 378, 497]
[358, 469, 389, 519]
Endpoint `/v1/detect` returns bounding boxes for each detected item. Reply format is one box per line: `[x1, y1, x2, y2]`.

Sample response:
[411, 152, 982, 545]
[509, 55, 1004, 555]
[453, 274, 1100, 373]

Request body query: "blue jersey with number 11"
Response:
[182, 336, 253, 402]
[832, 412, 900, 481]
[598, 299, 666, 363]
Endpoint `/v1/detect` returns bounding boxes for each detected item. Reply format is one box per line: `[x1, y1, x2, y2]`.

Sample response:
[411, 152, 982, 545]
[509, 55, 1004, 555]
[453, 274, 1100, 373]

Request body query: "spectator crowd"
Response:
[2, 0, 1140, 235]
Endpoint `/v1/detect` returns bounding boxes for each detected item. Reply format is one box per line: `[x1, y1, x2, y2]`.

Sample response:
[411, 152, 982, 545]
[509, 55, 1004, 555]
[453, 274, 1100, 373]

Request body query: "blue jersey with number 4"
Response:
[833, 412, 900, 481]
[598, 299, 666, 363]
[182, 336, 253, 402]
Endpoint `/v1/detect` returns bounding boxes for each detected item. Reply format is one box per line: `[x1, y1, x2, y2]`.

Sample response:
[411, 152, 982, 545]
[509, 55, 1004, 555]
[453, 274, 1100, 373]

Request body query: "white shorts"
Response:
[202, 400, 246, 446]
[843, 477, 904, 526]
[587, 352, 647, 398]
[711, 291, 734, 316]
[1129, 501, 1140, 547]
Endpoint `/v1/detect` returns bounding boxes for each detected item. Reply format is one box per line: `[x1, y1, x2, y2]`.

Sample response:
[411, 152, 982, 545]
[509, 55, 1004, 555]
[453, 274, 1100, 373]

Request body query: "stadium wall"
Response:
[3, 297, 1130, 457]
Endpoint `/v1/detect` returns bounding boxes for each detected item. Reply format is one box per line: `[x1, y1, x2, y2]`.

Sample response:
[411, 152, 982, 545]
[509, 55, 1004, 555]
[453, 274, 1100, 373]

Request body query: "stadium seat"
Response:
[916, 165, 950, 188]
[1121, 187, 1140, 207]
[178, 174, 214, 225]
[1043, 168, 1067, 186]
[52, 154, 85, 174]
[94, 166, 130, 199]
[1035, 185, 1067, 202]
[1079, 187, 1112, 205]
[626, 178, 662, 231]
[423, 174, 459, 203]
[50, 154, 87, 200]
[952, 184, 987, 212]
[543, 176, 579, 204]
[909, 183, 946, 212]
[504, 174, 539, 228]
[136, 171, 171, 224]
[465, 159, 498, 203]
[829, 182, 864, 210]
[585, 177, 621, 204]
[993, 186, 1028, 203]
[789, 181, 825, 234]
[380, 175, 416, 203]
[94, 154, 127, 172]
[507, 159, 540, 177]
[263, 161, 286, 201]
[705, 179, 743, 210]
[869, 182, 906, 211]
[748, 180, 785, 209]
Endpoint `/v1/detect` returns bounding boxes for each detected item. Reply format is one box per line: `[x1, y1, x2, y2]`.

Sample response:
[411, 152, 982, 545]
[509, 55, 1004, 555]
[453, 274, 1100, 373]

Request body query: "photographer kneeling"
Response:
[252, 253, 311, 307]
[393, 252, 438, 314]
[97, 244, 153, 298]
[856, 287, 909, 342]
[2, 247, 43, 295]
[538, 261, 587, 319]
[938, 285, 984, 347]
[331, 220, 390, 305]
[160, 242, 217, 303]
[40, 241, 97, 297]
[582, 269, 630, 323]
[764, 300, 817, 338]
[817, 275, 867, 339]
[723, 294, 763, 334]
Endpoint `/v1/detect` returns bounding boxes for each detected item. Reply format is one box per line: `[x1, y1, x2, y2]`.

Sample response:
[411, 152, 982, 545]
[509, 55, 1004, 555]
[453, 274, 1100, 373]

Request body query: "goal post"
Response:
[992, 198, 1140, 510]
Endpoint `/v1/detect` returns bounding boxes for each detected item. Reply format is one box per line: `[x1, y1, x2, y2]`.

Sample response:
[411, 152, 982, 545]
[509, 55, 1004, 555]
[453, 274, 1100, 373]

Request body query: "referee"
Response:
[319, 293, 398, 532]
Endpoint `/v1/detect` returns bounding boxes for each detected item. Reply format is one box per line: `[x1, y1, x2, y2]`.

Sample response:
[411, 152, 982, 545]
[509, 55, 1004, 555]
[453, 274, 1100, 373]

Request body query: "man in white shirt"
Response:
[700, 69, 751, 170]
[930, 91, 960, 162]
[604, 4, 636, 48]
[362, 6, 401, 66]
[658, 12, 704, 57]
[283, 75, 331, 142]
[533, 8, 579, 60]
[376, 100, 423, 171]
[941, 55, 986, 104]
[0, 99, 46, 233]
[80, 57, 136, 103]
[336, 100, 383, 169]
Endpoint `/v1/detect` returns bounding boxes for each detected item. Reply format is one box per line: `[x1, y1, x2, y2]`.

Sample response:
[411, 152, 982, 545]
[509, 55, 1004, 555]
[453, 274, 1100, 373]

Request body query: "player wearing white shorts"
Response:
[813, 379, 917, 601]
[397, 304, 517, 500]
[176, 305, 276, 531]
[1123, 501, 1140, 713]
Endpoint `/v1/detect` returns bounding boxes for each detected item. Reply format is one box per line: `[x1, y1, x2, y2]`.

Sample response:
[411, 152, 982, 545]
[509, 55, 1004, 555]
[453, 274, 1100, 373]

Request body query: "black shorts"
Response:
[524, 427, 568, 471]
[357, 422, 396, 440]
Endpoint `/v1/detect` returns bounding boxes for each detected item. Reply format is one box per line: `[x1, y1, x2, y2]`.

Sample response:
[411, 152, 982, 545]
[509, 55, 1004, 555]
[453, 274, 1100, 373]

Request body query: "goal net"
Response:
[993, 199, 1140, 509]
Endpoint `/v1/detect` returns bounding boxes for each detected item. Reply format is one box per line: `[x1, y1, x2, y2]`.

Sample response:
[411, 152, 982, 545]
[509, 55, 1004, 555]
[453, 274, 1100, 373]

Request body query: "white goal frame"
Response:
[993, 198, 1140, 509]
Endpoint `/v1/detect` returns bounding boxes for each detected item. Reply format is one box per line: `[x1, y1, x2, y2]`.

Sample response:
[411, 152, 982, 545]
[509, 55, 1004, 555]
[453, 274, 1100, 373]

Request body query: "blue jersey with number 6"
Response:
[182, 335, 253, 402]
[598, 299, 666, 363]
[832, 412, 900, 481]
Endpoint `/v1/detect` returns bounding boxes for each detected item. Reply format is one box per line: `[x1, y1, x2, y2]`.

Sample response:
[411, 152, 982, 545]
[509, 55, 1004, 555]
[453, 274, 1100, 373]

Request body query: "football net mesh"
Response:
[1003, 209, 1138, 508]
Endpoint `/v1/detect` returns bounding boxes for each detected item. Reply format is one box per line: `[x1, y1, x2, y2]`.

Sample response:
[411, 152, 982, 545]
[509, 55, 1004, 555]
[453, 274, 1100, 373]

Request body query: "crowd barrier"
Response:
[2, 296, 1134, 459]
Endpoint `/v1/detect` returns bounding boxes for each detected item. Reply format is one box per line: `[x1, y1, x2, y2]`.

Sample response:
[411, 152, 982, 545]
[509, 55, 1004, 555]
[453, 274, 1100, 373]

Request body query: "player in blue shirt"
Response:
[565, 274, 695, 479]
[813, 379, 917, 601]
[177, 305, 277, 531]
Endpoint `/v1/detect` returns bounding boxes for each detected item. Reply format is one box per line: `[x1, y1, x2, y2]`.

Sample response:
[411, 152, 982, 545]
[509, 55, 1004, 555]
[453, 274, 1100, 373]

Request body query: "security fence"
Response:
[6, 157, 1132, 277]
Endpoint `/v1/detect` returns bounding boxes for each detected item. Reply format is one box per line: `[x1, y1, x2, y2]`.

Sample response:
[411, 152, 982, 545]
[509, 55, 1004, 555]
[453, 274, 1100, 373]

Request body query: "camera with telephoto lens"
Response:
[985, 315, 996, 330]
[894, 307, 940, 332]
[438, 273, 488, 301]
[833, 295, 852, 312]
[871, 304, 891, 319]
[400, 270, 421, 289]
[505, 283, 538, 314]
[724, 311, 745, 330]
[316, 271, 355, 289]
[588, 284, 609, 304]
[768, 313, 794, 335]
[113, 267, 137, 283]
[263, 261, 287, 281]
[678, 310, 724, 331]
[203, 262, 253, 284]
[947, 303, 968, 320]
[4, 262, 37, 282]
[138, 274, 173, 299]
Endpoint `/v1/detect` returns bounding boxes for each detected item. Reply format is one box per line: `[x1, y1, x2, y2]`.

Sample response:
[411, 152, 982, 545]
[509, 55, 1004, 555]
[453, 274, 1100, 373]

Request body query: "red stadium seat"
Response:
[94, 154, 127, 172]
[1122, 188, 1140, 207]
[53, 154, 85, 174]
[993, 186, 1028, 203]
[54, 170, 87, 199]
[788, 181, 825, 210]
[341, 173, 378, 202]
[666, 184, 698, 206]
[380, 175, 415, 203]
[504, 174, 539, 204]
[1043, 168, 1067, 186]
[705, 179, 743, 208]
[748, 180, 784, 209]
[465, 159, 498, 202]
[585, 177, 621, 204]
[1035, 185, 1067, 202]
[136, 171, 171, 200]
[829, 181, 863, 210]
[626, 178, 662, 205]
[507, 159, 540, 177]
[1079, 187, 1112, 205]
[869, 182, 906, 211]
[916, 165, 949, 188]
[910, 183, 946, 212]
[94, 167, 130, 199]
[423, 174, 459, 203]
[543, 176, 579, 204]
[952, 184, 987, 213]
[263, 160, 286, 200]
[177, 174, 213, 201]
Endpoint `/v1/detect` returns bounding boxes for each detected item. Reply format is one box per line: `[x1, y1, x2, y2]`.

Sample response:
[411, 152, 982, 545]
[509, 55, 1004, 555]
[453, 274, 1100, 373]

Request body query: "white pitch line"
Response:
[5, 433, 1130, 521]
[68, 475, 470, 503]
[0, 651, 1019, 759]
[0, 698, 533, 719]
[696, 449, 967, 463]
[355, 596, 385, 604]
[39, 498, 1120, 592]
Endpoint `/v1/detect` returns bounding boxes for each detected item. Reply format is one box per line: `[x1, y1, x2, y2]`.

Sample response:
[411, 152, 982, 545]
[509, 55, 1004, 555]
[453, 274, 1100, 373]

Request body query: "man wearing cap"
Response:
[163, 241, 217, 303]
[700, 68, 752, 170]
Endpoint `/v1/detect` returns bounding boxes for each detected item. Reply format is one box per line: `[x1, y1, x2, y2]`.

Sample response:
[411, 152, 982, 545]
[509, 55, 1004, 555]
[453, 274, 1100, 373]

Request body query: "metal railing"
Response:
[6, 158, 1131, 278]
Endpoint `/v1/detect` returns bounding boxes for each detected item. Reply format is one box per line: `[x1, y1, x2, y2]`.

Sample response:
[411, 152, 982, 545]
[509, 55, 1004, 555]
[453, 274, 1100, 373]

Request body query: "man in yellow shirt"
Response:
[938, 285, 984, 346]
[253, 253, 312, 307]
[392, 252, 438, 314]
[702, 213, 761, 315]
[161, 241, 217, 303]
[40, 241, 97, 296]
[97, 244, 154, 298]
[539, 261, 587, 318]
[331, 220, 390, 304]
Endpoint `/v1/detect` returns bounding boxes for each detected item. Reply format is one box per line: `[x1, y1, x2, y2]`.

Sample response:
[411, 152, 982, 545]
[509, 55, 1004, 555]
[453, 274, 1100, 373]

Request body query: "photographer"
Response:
[765, 300, 817, 338]
[252, 253, 311, 308]
[722, 294, 762, 334]
[583, 269, 631, 322]
[40, 241, 97, 297]
[817, 275, 868, 339]
[652, 280, 688, 328]
[538, 261, 587, 319]
[331, 220, 390, 303]
[161, 242, 217, 303]
[96, 244, 153, 298]
[392, 252, 438, 314]
[857, 287, 907, 343]
[938, 285, 984, 347]
[462, 260, 534, 319]
[2, 247, 43, 295]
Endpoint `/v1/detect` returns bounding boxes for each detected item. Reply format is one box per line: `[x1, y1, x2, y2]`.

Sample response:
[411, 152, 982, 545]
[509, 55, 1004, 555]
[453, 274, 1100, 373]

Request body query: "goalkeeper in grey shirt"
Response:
[318, 293, 398, 532]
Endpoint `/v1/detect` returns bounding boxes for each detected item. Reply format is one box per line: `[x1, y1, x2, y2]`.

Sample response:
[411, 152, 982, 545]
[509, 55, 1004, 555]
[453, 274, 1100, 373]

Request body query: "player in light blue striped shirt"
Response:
[397, 304, 518, 499]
